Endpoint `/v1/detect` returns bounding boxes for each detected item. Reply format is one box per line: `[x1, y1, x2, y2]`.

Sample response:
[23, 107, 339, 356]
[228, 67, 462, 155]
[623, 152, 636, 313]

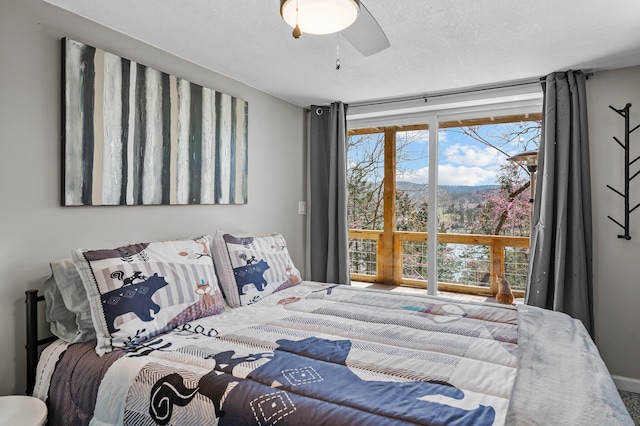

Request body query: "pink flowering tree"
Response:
[473, 162, 532, 236]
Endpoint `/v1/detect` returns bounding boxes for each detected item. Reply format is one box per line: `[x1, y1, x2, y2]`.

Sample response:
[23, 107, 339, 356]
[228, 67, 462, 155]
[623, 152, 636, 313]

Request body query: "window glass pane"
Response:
[437, 118, 540, 290]
[395, 129, 429, 232]
[402, 239, 428, 280]
[347, 131, 385, 231]
[395, 128, 430, 283]
[349, 237, 378, 278]
[504, 246, 529, 291]
[439, 242, 490, 285]
[438, 119, 540, 237]
[347, 131, 384, 279]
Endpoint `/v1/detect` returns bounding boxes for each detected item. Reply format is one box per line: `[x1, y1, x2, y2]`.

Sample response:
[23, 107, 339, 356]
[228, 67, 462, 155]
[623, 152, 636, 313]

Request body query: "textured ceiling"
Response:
[43, 0, 640, 107]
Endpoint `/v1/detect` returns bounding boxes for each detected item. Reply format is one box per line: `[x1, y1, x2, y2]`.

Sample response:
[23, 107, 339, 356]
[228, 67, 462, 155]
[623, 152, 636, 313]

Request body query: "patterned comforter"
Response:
[36, 282, 633, 425]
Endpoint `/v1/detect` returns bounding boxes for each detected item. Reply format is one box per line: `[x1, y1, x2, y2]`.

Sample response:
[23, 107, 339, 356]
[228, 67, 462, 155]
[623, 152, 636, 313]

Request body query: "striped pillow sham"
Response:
[72, 235, 225, 355]
[211, 231, 302, 307]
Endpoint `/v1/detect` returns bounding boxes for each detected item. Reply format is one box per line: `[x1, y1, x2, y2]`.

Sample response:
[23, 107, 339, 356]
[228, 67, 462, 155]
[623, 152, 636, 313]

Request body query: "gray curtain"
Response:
[526, 70, 594, 336]
[308, 102, 350, 284]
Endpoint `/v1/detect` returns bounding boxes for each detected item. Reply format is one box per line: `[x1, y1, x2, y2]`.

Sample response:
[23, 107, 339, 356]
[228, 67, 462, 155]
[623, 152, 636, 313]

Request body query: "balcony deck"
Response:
[349, 230, 530, 299]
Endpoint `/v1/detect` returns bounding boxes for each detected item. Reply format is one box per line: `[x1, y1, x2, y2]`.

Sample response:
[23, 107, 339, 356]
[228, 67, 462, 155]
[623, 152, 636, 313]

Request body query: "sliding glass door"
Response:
[347, 110, 541, 297]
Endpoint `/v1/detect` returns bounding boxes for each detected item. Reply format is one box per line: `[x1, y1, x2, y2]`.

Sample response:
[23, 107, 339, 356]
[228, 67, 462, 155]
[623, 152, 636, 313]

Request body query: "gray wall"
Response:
[587, 66, 640, 388]
[1, 1, 305, 395]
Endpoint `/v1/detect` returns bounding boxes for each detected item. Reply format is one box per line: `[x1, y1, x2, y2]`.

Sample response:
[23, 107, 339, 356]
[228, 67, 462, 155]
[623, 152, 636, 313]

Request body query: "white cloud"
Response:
[397, 167, 430, 183]
[442, 144, 504, 168]
[438, 164, 497, 186]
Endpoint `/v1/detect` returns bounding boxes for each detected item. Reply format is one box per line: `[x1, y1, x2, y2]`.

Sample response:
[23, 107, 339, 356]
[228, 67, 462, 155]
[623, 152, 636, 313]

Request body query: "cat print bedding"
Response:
[36, 282, 633, 426]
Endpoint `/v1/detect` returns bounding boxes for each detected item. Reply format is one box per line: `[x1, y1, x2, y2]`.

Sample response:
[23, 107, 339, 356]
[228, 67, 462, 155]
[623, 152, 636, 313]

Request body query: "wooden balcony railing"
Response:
[348, 229, 530, 298]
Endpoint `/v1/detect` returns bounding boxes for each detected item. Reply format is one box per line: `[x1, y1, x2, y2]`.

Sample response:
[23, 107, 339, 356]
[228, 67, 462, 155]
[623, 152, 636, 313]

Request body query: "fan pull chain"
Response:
[336, 33, 341, 70]
[292, 0, 302, 38]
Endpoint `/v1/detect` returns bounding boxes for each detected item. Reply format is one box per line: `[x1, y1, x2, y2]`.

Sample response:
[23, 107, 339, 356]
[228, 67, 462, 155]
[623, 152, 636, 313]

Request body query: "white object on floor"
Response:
[0, 395, 47, 426]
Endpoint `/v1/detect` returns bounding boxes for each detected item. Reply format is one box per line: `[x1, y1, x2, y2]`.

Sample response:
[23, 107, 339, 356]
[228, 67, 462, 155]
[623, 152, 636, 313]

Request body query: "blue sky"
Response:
[398, 129, 507, 186]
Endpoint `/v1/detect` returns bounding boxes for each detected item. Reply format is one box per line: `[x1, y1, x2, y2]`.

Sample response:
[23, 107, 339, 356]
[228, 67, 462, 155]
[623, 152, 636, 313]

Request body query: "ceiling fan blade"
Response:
[341, 2, 390, 56]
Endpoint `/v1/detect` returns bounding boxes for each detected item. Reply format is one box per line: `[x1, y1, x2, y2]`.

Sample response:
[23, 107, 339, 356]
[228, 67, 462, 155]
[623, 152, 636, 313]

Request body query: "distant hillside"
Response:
[396, 181, 498, 201]
[396, 181, 426, 192]
[440, 184, 498, 193]
[397, 181, 497, 191]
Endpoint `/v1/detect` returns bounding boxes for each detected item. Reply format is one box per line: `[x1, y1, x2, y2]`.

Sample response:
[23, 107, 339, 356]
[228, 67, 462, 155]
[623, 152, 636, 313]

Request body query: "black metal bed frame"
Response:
[25, 289, 57, 395]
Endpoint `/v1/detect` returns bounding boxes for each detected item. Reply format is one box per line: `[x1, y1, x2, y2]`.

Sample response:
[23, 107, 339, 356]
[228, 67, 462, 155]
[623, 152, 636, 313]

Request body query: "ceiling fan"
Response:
[279, 0, 390, 57]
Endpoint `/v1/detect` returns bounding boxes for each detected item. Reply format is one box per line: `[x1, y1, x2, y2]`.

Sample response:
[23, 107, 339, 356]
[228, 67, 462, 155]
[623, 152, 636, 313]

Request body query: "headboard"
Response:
[25, 290, 56, 395]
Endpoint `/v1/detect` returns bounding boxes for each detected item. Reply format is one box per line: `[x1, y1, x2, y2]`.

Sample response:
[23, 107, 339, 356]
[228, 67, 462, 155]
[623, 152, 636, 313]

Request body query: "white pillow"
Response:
[42, 259, 95, 343]
[43, 274, 77, 342]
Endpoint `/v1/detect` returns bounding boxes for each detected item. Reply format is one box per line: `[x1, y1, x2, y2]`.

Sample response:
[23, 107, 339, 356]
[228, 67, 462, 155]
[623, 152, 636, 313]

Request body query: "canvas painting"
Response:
[62, 38, 248, 206]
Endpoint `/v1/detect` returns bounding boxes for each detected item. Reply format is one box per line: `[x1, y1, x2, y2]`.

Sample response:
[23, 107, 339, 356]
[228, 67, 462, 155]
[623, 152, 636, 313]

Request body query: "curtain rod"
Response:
[307, 72, 594, 111]
[347, 78, 544, 109]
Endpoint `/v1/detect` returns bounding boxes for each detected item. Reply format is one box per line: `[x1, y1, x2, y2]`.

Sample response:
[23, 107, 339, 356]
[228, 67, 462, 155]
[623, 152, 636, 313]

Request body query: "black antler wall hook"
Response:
[607, 103, 640, 240]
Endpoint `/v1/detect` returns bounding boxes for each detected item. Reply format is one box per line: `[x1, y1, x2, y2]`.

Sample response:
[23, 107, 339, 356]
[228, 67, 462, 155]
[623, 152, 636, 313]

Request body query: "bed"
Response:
[27, 233, 633, 425]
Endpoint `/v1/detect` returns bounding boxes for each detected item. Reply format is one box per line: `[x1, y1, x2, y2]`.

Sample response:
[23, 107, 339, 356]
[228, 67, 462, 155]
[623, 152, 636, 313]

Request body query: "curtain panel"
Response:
[308, 102, 350, 284]
[526, 71, 594, 336]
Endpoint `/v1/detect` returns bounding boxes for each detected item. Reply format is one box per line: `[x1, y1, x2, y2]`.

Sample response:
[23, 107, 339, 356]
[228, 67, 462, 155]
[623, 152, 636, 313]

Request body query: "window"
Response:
[346, 86, 542, 296]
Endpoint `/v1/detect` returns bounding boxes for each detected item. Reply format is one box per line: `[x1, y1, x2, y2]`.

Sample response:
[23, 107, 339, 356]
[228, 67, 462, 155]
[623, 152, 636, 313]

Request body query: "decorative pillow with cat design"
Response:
[212, 231, 302, 307]
[72, 235, 225, 356]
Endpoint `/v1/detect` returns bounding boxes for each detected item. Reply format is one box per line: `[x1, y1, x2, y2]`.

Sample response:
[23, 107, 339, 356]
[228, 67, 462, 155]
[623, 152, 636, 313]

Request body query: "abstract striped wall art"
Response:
[62, 38, 248, 206]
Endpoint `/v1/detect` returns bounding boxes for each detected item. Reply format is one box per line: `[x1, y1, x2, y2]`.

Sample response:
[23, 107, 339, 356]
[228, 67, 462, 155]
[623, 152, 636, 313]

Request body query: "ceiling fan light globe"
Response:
[280, 0, 359, 35]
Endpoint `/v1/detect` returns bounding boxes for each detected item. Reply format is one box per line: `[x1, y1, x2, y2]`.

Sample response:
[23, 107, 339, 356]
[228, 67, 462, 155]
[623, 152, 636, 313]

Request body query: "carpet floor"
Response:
[620, 391, 640, 424]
